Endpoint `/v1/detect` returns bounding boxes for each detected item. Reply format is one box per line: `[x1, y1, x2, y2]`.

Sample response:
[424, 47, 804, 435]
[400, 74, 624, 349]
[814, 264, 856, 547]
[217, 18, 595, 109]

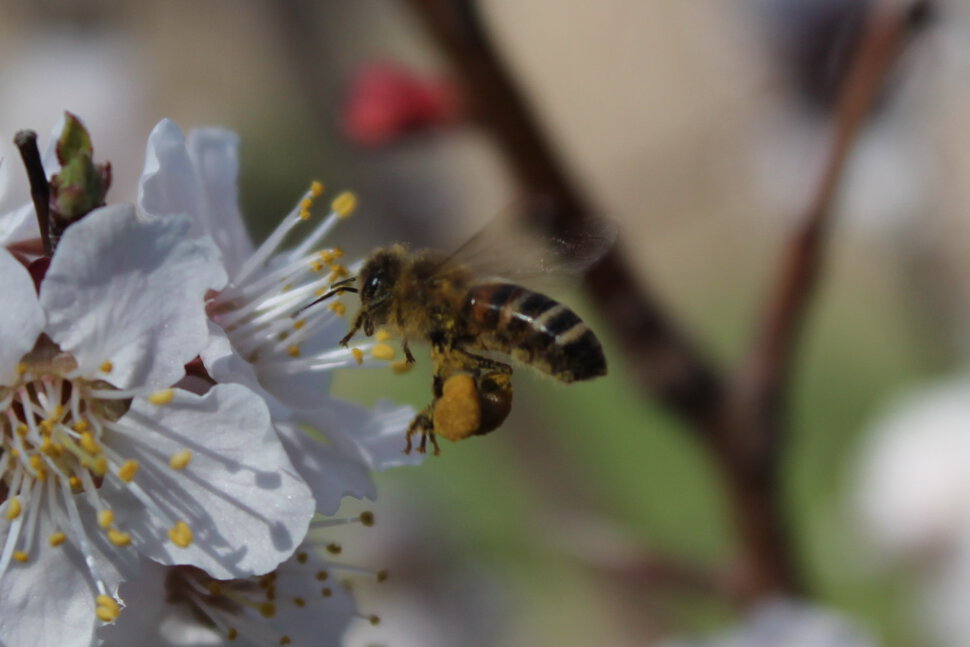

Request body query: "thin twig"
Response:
[713, 0, 933, 600]
[13, 130, 50, 256]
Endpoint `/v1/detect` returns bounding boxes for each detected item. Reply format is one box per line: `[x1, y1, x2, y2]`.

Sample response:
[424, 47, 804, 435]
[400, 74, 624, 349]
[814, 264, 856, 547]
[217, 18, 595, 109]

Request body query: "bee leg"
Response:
[404, 407, 434, 455]
[339, 311, 367, 347]
[403, 339, 416, 365]
[454, 349, 513, 375]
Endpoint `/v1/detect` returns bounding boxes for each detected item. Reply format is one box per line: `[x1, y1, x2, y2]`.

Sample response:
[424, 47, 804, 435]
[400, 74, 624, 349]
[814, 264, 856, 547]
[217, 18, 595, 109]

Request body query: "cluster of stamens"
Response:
[162, 512, 385, 644]
[208, 181, 400, 378]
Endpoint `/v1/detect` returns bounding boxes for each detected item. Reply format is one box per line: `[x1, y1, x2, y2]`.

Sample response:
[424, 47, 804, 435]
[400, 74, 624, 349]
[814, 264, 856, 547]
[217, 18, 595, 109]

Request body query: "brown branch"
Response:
[405, 0, 723, 424]
[712, 0, 932, 600]
[406, 0, 928, 605]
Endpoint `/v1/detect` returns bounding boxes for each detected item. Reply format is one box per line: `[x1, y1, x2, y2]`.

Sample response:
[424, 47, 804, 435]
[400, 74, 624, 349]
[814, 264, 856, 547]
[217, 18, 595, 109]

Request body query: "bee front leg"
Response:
[339, 311, 368, 347]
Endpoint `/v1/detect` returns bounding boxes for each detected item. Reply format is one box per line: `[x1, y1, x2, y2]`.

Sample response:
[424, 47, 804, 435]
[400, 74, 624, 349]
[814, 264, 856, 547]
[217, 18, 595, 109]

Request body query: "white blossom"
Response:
[138, 119, 420, 514]
[0, 205, 314, 647]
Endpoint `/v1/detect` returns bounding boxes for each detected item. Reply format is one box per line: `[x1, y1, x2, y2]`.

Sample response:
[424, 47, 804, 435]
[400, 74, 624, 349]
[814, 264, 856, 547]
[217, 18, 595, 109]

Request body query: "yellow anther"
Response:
[331, 247, 344, 258]
[259, 601, 277, 618]
[377, 569, 389, 582]
[68, 476, 82, 490]
[118, 460, 139, 483]
[298, 209, 311, 221]
[310, 180, 324, 197]
[316, 570, 329, 581]
[39, 436, 54, 454]
[170, 450, 192, 470]
[15, 423, 27, 437]
[281, 283, 294, 292]
[310, 260, 325, 272]
[296, 551, 308, 564]
[391, 360, 412, 374]
[375, 329, 392, 342]
[148, 389, 175, 405]
[300, 197, 313, 211]
[326, 542, 342, 555]
[80, 431, 101, 455]
[360, 511, 375, 526]
[49, 532, 67, 547]
[332, 191, 357, 218]
[13, 551, 28, 563]
[293, 596, 306, 607]
[91, 457, 108, 477]
[292, 319, 306, 330]
[73, 419, 90, 433]
[17, 363, 26, 376]
[169, 521, 193, 548]
[371, 343, 395, 361]
[95, 595, 121, 622]
[368, 614, 381, 626]
[53, 404, 64, 419]
[28, 454, 45, 476]
[98, 509, 115, 529]
[287, 345, 301, 358]
[281, 636, 292, 645]
[314, 286, 328, 297]
[351, 348, 364, 365]
[329, 264, 349, 278]
[227, 628, 238, 641]
[40, 419, 54, 434]
[319, 250, 335, 264]
[321, 587, 332, 597]
[5, 497, 22, 520]
[329, 301, 346, 316]
[9, 448, 19, 459]
[107, 529, 132, 547]
[99, 360, 113, 373]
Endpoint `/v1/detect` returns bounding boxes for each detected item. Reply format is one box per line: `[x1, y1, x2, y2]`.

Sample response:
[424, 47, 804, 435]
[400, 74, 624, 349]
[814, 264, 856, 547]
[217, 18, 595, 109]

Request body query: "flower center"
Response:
[0, 337, 131, 495]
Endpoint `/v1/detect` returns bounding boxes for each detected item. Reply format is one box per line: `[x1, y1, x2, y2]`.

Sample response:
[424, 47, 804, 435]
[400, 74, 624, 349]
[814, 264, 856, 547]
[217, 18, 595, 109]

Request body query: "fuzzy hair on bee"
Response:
[301, 211, 612, 455]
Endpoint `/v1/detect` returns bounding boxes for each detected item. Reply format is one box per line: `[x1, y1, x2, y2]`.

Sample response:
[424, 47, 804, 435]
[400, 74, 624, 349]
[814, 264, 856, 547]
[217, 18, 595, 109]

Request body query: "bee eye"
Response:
[363, 273, 384, 301]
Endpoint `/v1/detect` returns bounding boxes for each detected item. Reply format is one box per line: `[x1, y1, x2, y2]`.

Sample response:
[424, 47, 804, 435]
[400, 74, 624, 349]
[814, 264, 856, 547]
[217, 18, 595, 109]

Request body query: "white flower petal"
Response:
[41, 204, 227, 390]
[0, 248, 44, 384]
[0, 203, 40, 247]
[0, 511, 103, 647]
[275, 421, 376, 516]
[137, 119, 202, 225]
[302, 398, 421, 471]
[185, 128, 254, 273]
[98, 558, 224, 647]
[104, 384, 314, 578]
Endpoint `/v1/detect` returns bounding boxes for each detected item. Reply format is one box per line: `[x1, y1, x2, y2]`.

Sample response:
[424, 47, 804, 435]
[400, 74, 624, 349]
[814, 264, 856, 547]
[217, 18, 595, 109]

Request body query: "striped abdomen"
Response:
[461, 283, 606, 382]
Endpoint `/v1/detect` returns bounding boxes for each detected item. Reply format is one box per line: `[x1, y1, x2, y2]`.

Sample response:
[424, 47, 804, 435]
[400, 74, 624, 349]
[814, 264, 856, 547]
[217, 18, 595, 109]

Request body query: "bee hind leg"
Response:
[405, 406, 437, 455]
[454, 349, 512, 375]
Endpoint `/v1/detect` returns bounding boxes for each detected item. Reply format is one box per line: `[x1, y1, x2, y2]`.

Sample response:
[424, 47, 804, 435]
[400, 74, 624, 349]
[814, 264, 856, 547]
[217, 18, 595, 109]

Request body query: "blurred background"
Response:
[2, 1, 970, 645]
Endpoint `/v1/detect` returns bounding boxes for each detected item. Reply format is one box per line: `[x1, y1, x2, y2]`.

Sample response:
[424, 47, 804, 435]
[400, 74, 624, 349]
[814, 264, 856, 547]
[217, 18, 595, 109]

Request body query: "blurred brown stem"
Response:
[407, 0, 928, 602]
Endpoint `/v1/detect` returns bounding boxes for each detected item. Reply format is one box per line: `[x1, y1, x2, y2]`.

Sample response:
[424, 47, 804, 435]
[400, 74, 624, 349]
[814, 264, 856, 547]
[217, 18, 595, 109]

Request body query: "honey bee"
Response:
[307, 219, 609, 454]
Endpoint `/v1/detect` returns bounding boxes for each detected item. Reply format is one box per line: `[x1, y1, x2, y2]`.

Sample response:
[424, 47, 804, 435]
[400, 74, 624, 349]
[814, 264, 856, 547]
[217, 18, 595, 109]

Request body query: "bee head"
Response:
[358, 247, 403, 312]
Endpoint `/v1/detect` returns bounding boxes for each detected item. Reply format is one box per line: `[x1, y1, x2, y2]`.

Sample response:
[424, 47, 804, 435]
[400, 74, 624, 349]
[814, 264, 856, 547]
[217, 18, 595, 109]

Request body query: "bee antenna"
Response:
[292, 278, 358, 317]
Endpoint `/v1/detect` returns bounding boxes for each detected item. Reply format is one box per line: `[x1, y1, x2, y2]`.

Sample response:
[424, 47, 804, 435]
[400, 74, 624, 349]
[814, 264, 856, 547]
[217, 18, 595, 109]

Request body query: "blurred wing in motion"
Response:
[437, 199, 616, 286]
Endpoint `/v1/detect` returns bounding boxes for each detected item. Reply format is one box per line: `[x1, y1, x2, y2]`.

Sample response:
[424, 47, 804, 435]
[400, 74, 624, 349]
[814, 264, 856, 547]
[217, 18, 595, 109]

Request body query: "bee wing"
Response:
[438, 199, 616, 284]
